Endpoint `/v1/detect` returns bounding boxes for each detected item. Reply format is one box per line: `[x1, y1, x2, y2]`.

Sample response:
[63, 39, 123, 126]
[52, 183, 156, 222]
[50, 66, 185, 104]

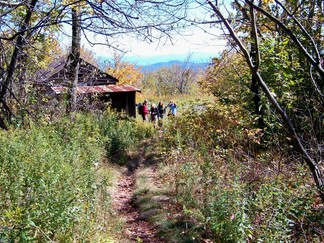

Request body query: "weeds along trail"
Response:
[110, 147, 165, 243]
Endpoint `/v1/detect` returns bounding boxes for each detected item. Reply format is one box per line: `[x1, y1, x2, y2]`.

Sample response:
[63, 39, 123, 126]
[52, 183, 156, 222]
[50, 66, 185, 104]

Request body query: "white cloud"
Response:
[59, 18, 226, 65]
[85, 26, 226, 61]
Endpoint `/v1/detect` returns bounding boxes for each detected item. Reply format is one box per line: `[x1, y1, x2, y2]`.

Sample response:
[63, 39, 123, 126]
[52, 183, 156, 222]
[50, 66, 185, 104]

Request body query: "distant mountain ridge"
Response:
[123, 52, 216, 66]
[140, 60, 210, 72]
[97, 52, 215, 72]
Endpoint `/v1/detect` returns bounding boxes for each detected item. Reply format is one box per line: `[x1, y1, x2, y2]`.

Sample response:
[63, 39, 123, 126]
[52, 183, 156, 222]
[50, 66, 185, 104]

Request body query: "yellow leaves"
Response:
[62, 0, 90, 13]
[106, 62, 144, 86]
[3, 207, 23, 225]
[62, 0, 84, 5]
[62, 0, 73, 5]
[80, 45, 98, 66]
[246, 128, 264, 144]
[104, 51, 144, 86]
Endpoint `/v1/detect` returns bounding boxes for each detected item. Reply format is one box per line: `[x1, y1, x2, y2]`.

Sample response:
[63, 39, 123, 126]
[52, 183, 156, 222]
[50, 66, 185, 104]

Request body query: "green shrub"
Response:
[98, 111, 154, 164]
[0, 111, 148, 241]
[159, 101, 323, 242]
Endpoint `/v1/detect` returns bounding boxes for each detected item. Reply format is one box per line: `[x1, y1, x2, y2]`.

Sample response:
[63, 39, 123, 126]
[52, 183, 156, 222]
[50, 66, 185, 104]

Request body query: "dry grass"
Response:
[91, 158, 128, 242]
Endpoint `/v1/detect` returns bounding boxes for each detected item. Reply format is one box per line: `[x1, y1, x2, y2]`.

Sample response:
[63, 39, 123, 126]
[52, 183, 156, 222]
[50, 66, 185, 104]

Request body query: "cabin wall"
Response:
[109, 92, 136, 117]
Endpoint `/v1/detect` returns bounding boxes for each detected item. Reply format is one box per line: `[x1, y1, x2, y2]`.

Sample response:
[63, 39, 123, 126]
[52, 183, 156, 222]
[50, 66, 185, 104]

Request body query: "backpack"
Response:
[138, 103, 144, 115]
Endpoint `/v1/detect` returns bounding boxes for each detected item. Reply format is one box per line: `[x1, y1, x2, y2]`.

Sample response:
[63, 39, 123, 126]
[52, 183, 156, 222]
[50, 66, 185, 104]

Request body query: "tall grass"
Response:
[158, 100, 323, 242]
[0, 111, 152, 241]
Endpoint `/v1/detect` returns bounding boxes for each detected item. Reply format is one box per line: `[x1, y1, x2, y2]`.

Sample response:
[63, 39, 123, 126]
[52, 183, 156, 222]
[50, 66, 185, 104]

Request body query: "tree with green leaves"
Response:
[198, 0, 324, 199]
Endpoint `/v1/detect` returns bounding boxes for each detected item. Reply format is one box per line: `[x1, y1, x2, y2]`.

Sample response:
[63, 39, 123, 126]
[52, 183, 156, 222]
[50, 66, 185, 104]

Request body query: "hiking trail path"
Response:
[110, 148, 165, 242]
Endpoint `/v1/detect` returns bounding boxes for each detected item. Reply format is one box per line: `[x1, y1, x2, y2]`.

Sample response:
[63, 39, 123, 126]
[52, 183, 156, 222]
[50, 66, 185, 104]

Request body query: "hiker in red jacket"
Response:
[142, 100, 149, 121]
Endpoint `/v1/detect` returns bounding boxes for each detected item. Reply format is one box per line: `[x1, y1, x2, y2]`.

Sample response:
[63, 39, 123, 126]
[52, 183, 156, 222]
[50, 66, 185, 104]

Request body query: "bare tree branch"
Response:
[207, 0, 324, 200]
[249, 0, 260, 70]
[274, 0, 321, 61]
[246, 0, 324, 77]
[310, 65, 324, 97]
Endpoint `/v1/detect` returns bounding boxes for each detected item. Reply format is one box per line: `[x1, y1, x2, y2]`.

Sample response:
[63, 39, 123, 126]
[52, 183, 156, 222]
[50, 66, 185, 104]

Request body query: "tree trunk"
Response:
[250, 43, 264, 127]
[67, 6, 81, 115]
[0, 0, 38, 129]
[249, 0, 264, 128]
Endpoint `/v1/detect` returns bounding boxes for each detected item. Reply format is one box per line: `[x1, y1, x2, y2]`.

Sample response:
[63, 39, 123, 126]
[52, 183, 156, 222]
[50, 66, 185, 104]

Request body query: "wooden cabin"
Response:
[37, 56, 140, 117]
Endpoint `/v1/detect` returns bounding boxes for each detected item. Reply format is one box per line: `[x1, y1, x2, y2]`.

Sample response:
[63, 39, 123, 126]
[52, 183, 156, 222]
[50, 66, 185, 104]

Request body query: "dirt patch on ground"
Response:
[110, 148, 165, 242]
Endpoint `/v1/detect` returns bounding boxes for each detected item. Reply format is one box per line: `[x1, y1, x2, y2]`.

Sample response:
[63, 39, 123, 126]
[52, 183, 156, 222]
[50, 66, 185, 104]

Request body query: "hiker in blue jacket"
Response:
[167, 100, 177, 116]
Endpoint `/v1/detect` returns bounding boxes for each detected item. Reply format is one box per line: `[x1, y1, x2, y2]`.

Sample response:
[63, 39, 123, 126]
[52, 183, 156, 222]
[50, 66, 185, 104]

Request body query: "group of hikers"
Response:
[138, 100, 177, 128]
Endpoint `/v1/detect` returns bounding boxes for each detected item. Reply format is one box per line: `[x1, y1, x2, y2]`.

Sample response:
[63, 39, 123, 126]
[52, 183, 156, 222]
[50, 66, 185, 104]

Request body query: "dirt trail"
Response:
[110, 149, 165, 243]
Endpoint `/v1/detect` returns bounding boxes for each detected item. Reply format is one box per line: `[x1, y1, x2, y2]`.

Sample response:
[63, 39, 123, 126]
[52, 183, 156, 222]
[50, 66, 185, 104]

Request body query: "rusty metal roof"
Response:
[51, 84, 141, 94]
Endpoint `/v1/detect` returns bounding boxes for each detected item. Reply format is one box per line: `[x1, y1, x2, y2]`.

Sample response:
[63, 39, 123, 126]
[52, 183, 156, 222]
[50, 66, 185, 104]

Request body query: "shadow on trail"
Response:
[112, 143, 165, 243]
[111, 138, 199, 242]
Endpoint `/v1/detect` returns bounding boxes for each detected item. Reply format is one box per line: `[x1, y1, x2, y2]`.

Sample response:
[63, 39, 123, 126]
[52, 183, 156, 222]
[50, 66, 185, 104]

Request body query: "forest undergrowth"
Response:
[150, 97, 324, 242]
[109, 95, 324, 242]
[0, 111, 154, 242]
[0, 96, 323, 242]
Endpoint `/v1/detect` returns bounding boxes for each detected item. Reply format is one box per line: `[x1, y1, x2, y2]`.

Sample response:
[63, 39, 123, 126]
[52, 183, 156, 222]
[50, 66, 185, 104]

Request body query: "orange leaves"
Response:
[246, 128, 264, 144]
[80, 45, 98, 66]
[105, 52, 143, 86]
